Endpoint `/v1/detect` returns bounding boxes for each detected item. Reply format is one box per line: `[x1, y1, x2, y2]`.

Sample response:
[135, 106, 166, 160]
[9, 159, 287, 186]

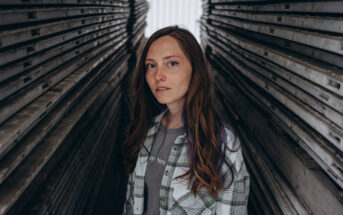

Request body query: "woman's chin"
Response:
[155, 99, 169, 105]
[154, 97, 170, 104]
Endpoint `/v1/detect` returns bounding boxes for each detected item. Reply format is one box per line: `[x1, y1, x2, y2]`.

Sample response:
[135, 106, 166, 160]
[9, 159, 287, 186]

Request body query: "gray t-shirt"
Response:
[144, 124, 185, 215]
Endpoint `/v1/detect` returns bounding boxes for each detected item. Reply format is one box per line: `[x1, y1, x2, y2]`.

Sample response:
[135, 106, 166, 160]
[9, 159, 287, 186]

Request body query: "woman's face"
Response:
[145, 36, 192, 110]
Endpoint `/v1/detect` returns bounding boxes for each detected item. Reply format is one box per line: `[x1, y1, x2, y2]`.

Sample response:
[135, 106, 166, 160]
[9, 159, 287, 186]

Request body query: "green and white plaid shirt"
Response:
[123, 111, 250, 215]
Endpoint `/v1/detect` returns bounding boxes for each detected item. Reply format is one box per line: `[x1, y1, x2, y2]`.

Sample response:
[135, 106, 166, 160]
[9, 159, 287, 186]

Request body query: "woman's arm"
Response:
[215, 165, 250, 214]
[215, 129, 250, 214]
[123, 173, 134, 215]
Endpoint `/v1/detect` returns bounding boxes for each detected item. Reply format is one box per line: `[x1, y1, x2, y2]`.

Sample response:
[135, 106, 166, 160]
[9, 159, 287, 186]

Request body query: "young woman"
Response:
[123, 26, 250, 215]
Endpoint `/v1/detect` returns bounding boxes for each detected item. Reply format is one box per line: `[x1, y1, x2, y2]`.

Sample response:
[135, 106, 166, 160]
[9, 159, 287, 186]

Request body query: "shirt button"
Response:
[165, 170, 169, 176]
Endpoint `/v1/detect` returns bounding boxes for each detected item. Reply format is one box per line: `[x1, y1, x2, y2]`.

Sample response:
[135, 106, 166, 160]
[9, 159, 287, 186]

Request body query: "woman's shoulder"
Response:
[220, 125, 246, 177]
[214, 116, 238, 149]
[222, 126, 239, 150]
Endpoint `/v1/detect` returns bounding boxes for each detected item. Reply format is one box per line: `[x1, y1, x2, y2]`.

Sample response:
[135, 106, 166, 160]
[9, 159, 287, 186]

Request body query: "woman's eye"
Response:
[146, 64, 155, 69]
[168, 61, 178, 67]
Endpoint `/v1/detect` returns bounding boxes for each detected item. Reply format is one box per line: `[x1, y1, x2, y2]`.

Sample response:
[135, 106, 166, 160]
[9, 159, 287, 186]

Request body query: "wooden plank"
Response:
[208, 21, 343, 98]
[0, 34, 127, 160]
[208, 36, 343, 153]
[208, 26, 343, 126]
[0, 45, 127, 185]
[211, 48, 343, 188]
[210, 14, 343, 55]
[0, 28, 126, 124]
[214, 1, 343, 13]
[212, 0, 262, 2]
[0, 0, 129, 6]
[0, 7, 130, 26]
[58, 90, 122, 214]
[240, 127, 309, 214]
[0, 12, 129, 50]
[0, 54, 129, 215]
[202, 22, 343, 114]
[213, 32, 343, 127]
[211, 10, 343, 34]
[243, 146, 283, 214]
[210, 57, 343, 214]
[0, 24, 127, 100]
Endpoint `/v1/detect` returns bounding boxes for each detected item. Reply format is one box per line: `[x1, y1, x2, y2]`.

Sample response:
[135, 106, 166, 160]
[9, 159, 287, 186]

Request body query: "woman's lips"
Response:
[156, 87, 170, 92]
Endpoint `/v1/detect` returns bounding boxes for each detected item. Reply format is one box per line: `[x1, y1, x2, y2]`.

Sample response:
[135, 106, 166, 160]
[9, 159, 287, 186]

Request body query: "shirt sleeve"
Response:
[123, 173, 134, 215]
[215, 129, 250, 214]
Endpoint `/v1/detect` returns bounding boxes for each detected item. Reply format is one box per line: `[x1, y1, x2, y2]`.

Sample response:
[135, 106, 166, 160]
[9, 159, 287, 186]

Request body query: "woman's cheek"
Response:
[145, 73, 154, 89]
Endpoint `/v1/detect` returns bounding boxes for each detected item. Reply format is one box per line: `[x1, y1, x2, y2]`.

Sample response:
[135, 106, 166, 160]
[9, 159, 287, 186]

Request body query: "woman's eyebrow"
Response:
[145, 55, 181, 62]
[163, 55, 181, 60]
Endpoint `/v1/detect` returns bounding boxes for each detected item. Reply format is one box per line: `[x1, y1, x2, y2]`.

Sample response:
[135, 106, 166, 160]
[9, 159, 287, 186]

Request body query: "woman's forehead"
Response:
[146, 36, 186, 61]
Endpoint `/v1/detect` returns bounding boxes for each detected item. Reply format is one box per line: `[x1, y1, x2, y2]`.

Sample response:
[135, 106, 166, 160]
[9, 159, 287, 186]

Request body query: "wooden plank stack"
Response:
[201, 0, 343, 214]
[0, 0, 148, 214]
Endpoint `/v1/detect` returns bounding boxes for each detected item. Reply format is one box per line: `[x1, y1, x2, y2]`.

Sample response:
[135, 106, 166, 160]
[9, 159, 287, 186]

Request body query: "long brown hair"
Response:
[124, 26, 237, 198]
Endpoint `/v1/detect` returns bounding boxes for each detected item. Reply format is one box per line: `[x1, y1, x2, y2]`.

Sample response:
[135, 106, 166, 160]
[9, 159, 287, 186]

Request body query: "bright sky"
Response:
[145, 0, 202, 42]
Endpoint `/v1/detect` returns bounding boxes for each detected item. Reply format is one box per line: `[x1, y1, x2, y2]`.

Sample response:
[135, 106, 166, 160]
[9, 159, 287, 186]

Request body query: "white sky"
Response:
[145, 0, 202, 42]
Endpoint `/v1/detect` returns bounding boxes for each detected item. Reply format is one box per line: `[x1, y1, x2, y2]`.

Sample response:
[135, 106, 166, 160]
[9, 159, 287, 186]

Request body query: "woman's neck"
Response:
[162, 110, 183, 129]
[162, 99, 185, 129]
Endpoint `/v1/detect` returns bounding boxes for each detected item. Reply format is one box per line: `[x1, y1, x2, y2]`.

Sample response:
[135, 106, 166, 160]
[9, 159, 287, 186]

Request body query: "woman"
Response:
[123, 26, 250, 215]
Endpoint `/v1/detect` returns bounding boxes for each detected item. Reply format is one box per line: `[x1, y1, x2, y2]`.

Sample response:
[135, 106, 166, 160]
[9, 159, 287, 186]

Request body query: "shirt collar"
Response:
[153, 109, 169, 123]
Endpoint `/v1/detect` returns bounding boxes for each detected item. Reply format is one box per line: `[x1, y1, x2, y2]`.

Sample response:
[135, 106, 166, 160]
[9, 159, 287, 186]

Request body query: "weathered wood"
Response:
[0, 7, 129, 26]
[207, 26, 343, 114]
[211, 10, 343, 34]
[0, 15, 128, 68]
[208, 35, 343, 153]
[210, 56, 343, 214]
[0, 1, 148, 214]
[0, 58, 128, 215]
[209, 20, 343, 97]
[205, 37, 343, 189]
[214, 1, 343, 13]
[0, 45, 128, 185]
[241, 130, 308, 214]
[0, 26, 127, 101]
[0, 0, 129, 6]
[0, 34, 127, 160]
[210, 14, 343, 56]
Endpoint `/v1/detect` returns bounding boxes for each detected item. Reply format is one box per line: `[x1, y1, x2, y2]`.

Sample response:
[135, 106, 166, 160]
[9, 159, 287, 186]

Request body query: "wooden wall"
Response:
[2, 0, 343, 214]
[201, 0, 343, 214]
[0, 0, 147, 214]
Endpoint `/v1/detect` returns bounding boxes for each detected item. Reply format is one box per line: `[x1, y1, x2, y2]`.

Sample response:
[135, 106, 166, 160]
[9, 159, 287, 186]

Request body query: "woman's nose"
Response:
[154, 67, 166, 82]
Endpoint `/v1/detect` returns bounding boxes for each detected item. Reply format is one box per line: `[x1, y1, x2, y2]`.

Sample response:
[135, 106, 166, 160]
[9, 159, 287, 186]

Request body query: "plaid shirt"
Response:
[123, 111, 250, 215]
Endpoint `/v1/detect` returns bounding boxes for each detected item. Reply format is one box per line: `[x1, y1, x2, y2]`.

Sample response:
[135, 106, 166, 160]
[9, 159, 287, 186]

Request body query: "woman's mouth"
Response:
[156, 87, 170, 92]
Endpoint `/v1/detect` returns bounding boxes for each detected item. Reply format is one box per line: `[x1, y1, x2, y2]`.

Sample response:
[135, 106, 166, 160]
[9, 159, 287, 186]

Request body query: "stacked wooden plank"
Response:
[127, 0, 148, 49]
[126, 0, 149, 73]
[201, 0, 343, 214]
[0, 0, 147, 214]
